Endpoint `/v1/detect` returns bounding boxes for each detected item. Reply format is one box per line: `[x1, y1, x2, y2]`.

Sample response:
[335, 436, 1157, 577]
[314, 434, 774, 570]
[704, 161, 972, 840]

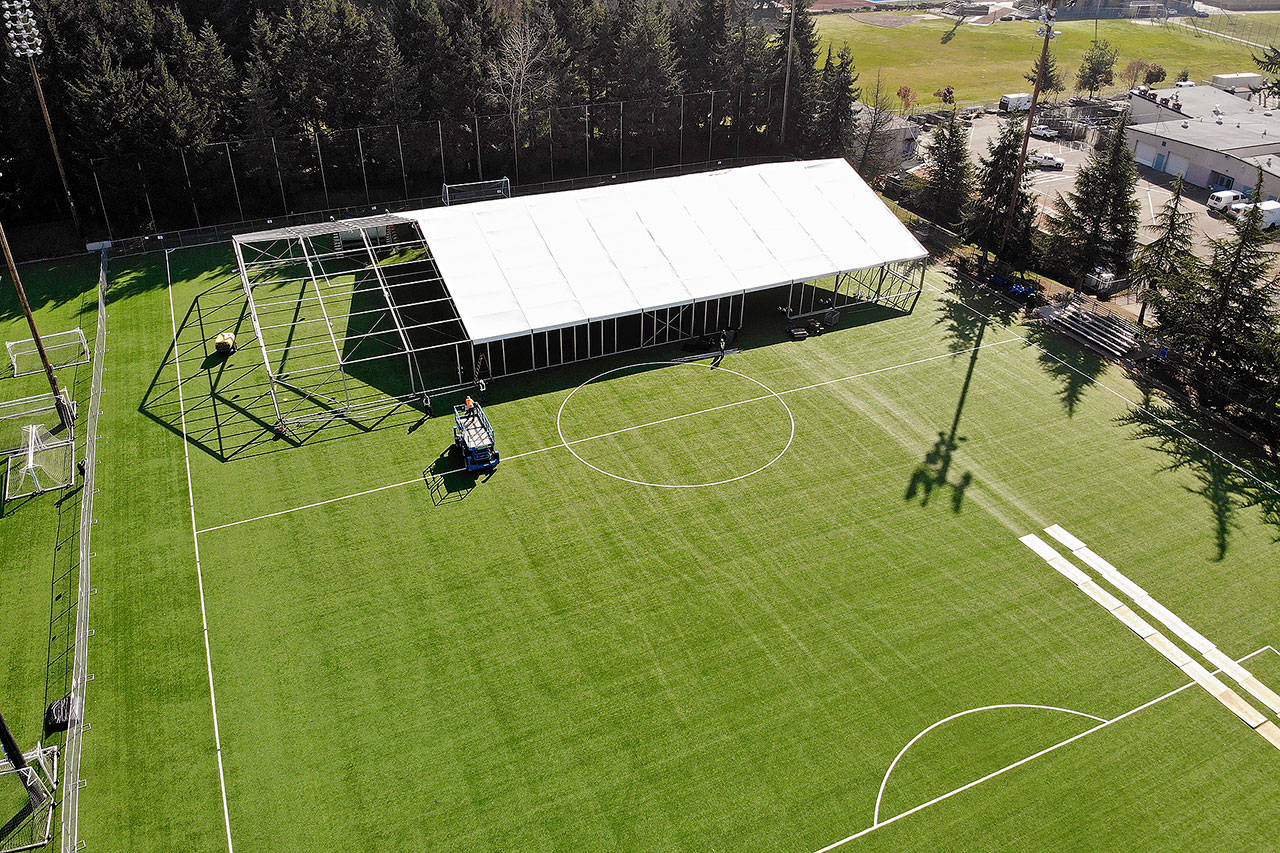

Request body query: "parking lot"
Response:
[962, 114, 1238, 252]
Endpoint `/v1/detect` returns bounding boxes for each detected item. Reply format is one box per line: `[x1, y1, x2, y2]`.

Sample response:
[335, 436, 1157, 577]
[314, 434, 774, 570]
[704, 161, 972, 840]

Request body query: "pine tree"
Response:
[66, 36, 146, 160]
[393, 0, 453, 116]
[370, 18, 421, 124]
[963, 115, 1035, 268]
[614, 0, 682, 104]
[1076, 39, 1117, 99]
[915, 109, 972, 228]
[1047, 115, 1140, 287]
[1134, 176, 1198, 324]
[239, 12, 285, 137]
[188, 22, 240, 138]
[674, 0, 727, 91]
[1024, 51, 1063, 102]
[1150, 190, 1278, 404]
[773, 0, 820, 148]
[811, 45, 858, 157]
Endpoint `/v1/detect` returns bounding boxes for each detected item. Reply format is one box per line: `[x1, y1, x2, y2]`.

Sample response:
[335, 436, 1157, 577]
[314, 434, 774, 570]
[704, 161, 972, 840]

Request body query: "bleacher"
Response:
[1038, 296, 1141, 360]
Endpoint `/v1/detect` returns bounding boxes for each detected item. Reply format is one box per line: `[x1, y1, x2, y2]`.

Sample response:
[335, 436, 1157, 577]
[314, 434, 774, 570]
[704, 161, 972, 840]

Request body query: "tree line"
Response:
[912, 110, 1280, 448]
[0, 0, 883, 235]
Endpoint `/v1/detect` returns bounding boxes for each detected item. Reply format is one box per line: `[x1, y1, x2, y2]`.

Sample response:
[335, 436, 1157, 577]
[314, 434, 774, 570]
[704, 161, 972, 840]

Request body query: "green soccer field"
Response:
[5, 242, 1280, 850]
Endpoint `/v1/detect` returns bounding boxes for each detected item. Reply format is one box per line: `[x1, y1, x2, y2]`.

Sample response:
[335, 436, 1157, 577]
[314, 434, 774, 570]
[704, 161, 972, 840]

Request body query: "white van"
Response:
[1208, 189, 1247, 212]
[1227, 199, 1280, 230]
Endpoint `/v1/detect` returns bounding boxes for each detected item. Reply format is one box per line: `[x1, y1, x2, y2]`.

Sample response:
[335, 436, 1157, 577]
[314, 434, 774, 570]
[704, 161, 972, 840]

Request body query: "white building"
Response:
[1126, 84, 1280, 198]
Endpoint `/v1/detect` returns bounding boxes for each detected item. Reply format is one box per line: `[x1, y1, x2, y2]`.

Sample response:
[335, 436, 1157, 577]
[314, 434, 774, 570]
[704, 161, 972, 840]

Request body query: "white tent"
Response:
[407, 158, 926, 344]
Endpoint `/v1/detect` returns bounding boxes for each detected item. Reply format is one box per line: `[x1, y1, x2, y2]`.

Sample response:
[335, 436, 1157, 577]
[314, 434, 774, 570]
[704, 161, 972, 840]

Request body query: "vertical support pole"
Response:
[92, 165, 113, 239]
[474, 115, 483, 181]
[224, 142, 245, 221]
[708, 90, 716, 160]
[780, 0, 797, 145]
[438, 120, 447, 183]
[584, 105, 590, 176]
[27, 56, 81, 238]
[180, 147, 202, 227]
[314, 130, 331, 209]
[395, 124, 409, 200]
[137, 161, 157, 231]
[356, 126, 371, 204]
[679, 94, 685, 165]
[619, 100, 624, 173]
[270, 137, 288, 214]
[548, 108, 556, 182]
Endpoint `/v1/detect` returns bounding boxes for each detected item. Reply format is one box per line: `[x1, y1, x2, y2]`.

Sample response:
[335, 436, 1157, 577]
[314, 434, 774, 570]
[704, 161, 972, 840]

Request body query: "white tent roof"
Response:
[406, 159, 927, 344]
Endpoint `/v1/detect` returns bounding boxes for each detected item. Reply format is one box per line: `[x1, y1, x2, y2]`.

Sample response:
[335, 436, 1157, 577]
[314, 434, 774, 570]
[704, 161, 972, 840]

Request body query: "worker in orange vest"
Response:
[465, 395, 476, 416]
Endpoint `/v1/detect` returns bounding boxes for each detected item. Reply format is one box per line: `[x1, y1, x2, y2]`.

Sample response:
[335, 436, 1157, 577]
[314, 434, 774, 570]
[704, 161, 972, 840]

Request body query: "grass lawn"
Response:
[18, 240, 1271, 850]
[1184, 11, 1280, 45]
[816, 15, 1257, 106]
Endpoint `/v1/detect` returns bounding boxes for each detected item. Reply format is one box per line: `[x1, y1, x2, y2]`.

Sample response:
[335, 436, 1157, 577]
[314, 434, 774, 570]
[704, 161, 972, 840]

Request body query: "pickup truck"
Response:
[1029, 125, 1058, 140]
[1029, 152, 1065, 170]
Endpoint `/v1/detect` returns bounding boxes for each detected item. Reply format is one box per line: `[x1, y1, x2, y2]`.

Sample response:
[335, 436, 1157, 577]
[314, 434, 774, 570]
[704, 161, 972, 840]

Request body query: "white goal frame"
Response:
[0, 743, 57, 853]
[5, 329, 89, 378]
[5, 424, 75, 500]
[442, 177, 511, 206]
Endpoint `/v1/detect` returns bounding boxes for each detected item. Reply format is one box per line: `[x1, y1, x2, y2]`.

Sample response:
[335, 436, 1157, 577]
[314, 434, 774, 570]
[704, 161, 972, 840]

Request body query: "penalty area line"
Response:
[813, 645, 1277, 852]
[197, 335, 1020, 534]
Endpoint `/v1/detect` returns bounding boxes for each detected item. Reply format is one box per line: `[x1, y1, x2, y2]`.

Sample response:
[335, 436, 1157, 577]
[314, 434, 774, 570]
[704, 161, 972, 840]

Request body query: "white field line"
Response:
[814, 645, 1277, 852]
[926, 281, 1280, 499]
[1043, 524, 1280, 720]
[196, 335, 1021, 533]
[872, 704, 1106, 825]
[167, 250, 235, 853]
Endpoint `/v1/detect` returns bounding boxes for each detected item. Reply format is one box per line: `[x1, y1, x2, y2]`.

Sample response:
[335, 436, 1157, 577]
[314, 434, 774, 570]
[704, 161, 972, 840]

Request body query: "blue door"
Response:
[1154, 153, 1167, 171]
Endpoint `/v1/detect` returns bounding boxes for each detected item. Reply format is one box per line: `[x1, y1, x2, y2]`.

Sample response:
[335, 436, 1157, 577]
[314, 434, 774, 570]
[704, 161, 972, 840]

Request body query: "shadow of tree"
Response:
[934, 270, 1021, 353]
[941, 15, 964, 43]
[1116, 388, 1280, 560]
[1023, 323, 1108, 417]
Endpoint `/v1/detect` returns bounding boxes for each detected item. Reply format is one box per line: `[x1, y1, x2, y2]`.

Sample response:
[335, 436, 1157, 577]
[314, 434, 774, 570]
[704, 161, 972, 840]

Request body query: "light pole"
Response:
[0, 220, 73, 431]
[779, 0, 798, 145]
[3, 0, 83, 239]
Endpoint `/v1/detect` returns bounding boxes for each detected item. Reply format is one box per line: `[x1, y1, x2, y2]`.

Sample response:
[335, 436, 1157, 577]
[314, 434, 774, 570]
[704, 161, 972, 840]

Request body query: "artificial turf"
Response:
[5, 243, 1280, 850]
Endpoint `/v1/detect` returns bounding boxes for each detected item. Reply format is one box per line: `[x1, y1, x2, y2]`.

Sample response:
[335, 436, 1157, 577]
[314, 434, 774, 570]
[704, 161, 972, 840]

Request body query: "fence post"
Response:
[223, 142, 245, 221]
[179, 147, 201, 227]
[91, 164, 112, 240]
[314, 130, 331, 209]
[548, 108, 555, 183]
[395, 124, 408, 200]
[679, 94, 685, 165]
[270, 136, 288, 214]
[474, 115, 483, 181]
[356, 126, 371, 204]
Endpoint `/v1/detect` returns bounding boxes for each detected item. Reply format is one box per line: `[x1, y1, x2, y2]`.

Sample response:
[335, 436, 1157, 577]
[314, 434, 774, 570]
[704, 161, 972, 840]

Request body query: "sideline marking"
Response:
[555, 361, 795, 488]
[166, 251, 234, 853]
[814, 646, 1276, 852]
[926, 281, 1280, 499]
[198, 335, 1019, 532]
[872, 704, 1106, 825]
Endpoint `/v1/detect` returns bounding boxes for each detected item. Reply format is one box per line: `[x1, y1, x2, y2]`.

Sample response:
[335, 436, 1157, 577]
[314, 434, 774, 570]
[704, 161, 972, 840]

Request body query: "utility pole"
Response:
[997, 0, 1062, 261]
[779, 0, 798, 145]
[0, 220, 73, 431]
[3, 0, 83, 240]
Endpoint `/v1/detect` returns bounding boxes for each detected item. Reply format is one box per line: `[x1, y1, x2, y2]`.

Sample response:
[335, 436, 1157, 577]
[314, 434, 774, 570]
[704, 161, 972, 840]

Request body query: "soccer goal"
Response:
[5, 328, 89, 378]
[4, 425, 74, 500]
[442, 177, 511, 206]
[0, 742, 57, 853]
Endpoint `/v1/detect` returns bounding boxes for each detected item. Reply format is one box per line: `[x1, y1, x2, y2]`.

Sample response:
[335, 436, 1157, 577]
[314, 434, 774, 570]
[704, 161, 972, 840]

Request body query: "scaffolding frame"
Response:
[233, 216, 473, 429]
[784, 261, 925, 319]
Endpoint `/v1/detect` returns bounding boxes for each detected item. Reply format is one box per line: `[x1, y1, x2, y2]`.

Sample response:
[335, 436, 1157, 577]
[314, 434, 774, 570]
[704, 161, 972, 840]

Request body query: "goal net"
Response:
[5, 328, 89, 378]
[442, 177, 511, 206]
[5, 425, 74, 501]
[0, 743, 56, 853]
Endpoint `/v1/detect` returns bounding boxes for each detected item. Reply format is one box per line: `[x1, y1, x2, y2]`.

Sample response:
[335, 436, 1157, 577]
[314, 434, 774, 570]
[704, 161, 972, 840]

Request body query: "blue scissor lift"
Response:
[453, 402, 500, 472]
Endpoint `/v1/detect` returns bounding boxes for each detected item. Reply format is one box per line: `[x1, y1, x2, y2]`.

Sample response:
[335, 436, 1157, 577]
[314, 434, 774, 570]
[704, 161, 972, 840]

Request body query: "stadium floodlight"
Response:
[2, 0, 81, 238]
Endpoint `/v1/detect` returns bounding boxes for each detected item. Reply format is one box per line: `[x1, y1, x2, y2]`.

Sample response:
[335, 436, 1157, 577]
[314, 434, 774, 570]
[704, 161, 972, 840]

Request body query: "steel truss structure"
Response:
[784, 262, 925, 320]
[233, 215, 473, 428]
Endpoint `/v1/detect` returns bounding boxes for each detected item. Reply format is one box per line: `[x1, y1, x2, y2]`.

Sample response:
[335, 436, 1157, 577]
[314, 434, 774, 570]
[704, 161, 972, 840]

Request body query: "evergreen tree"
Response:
[392, 0, 453, 117]
[188, 22, 240, 138]
[66, 36, 146, 161]
[1024, 50, 1064, 101]
[812, 45, 858, 157]
[675, 0, 727, 92]
[963, 115, 1035, 268]
[239, 11, 285, 137]
[1150, 190, 1278, 404]
[370, 18, 420, 124]
[915, 109, 972, 228]
[1134, 176, 1198, 324]
[773, 0, 820, 148]
[1046, 115, 1139, 287]
[441, 0, 508, 116]
[141, 58, 208, 150]
[1076, 39, 1117, 99]
[614, 0, 682, 104]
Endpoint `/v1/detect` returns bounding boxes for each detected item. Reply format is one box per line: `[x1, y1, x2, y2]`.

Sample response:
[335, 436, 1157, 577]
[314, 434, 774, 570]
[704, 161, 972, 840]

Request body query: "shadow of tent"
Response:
[1116, 388, 1280, 560]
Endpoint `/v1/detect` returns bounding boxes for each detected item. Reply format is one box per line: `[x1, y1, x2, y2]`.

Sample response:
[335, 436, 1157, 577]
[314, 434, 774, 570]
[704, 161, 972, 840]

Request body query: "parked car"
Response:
[1190, 9, 1210, 17]
[1174, 80, 1196, 88]
[1029, 125, 1058, 139]
[1208, 189, 1247, 212]
[1000, 14, 1014, 20]
[1029, 152, 1065, 170]
[1227, 199, 1280, 229]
